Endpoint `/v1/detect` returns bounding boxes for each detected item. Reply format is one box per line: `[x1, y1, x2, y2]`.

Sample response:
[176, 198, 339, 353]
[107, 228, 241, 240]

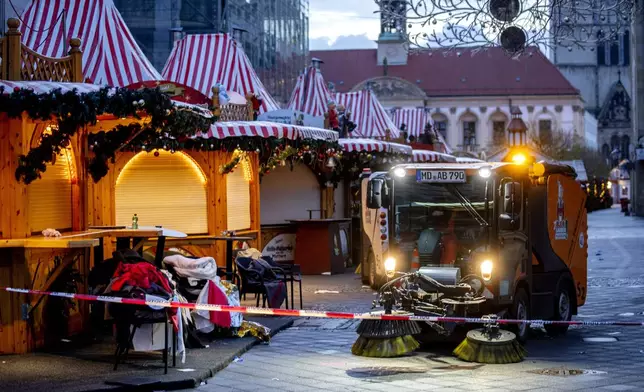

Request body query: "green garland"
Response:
[1, 85, 214, 184]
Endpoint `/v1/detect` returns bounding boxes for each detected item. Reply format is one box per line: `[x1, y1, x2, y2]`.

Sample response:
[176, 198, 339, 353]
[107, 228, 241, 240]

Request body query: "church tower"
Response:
[376, 0, 408, 66]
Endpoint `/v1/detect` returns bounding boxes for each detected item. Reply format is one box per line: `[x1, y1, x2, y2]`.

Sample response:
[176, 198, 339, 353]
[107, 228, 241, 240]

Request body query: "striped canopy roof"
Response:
[413, 150, 457, 163]
[339, 138, 412, 155]
[335, 90, 400, 139]
[162, 34, 279, 114]
[287, 66, 400, 138]
[287, 66, 332, 117]
[20, 0, 162, 86]
[392, 108, 428, 137]
[196, 121, 338, 141]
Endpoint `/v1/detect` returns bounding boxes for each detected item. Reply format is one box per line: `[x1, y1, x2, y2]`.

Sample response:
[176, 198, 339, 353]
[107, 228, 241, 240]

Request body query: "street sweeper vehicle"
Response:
[357, 153, 588, 348]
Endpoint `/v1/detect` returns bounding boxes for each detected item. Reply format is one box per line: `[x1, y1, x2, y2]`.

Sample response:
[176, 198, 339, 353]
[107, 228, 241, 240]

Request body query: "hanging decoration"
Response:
[219, 149, 246, 175]
[2, 86, 214, 184]
[376, 0, 638, 56]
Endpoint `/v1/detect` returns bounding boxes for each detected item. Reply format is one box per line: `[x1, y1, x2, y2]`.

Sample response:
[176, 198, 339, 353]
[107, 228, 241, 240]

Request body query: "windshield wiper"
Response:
[446, 185, 489, 227]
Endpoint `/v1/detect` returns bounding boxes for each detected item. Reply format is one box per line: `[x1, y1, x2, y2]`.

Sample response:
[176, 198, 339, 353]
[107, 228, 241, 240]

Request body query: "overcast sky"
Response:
[309, 0, 381, 50]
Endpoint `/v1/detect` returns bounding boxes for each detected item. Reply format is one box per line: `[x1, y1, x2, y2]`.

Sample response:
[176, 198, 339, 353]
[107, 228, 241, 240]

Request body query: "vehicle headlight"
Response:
[384, 257, 396, 278]
[480, 259, 493, 281]
[393, 168, 406, 178]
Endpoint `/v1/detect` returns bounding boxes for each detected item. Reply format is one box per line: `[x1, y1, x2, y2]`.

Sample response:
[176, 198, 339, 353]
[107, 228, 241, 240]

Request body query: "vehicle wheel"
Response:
[545, 282, 572, 336]
[510, 288, 530, 344]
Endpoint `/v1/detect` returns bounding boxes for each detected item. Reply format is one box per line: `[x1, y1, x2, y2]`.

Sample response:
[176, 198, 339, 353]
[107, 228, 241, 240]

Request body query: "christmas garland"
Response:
[1, 86, 213, 184]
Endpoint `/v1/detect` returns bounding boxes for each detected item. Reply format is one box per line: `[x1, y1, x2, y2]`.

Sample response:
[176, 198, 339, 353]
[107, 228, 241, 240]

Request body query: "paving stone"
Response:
[193, 208, 644, 391]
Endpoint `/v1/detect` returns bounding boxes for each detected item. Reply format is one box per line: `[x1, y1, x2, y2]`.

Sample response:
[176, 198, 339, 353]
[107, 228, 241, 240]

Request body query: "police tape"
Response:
[2, 286, 644, 327]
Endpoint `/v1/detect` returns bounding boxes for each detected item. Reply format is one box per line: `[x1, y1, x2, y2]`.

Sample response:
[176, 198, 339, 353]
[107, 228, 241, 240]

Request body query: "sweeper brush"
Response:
[351, 311, 422, 358]
[453, 326, 526, 364]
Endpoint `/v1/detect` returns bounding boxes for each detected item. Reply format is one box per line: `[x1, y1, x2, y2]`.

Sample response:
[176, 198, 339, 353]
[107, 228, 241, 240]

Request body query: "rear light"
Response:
[381, 234, 387, 240]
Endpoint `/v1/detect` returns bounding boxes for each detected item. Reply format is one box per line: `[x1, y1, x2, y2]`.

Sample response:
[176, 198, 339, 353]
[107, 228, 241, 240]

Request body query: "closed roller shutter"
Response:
[115, 151, 208, 234]
[226, 168, 251, 231]
[27, 150, 73, 233]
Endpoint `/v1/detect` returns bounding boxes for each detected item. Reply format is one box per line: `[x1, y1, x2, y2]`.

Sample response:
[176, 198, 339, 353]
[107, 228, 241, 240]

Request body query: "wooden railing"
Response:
[0, 18, 83, 82]
[211, 86, 254, 121]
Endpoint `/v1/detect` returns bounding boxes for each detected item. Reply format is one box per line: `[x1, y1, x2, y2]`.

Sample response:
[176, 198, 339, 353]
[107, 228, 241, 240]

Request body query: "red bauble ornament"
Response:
[154, 151, 160, 157]
[13, 87, 20, 92]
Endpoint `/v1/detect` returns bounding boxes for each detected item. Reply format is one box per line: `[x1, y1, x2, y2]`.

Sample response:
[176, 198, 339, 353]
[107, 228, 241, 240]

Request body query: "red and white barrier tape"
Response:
[2, 287, 643, 327]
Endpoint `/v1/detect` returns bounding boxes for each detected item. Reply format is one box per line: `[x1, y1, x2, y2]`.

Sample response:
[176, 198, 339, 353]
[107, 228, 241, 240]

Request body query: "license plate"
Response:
[416, 170, 466, 183]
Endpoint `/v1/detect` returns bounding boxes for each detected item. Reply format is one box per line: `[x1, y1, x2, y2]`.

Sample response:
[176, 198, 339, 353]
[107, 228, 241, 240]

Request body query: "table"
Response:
[87, 226, 187, 267]
[288, 219, 351, 275]
[212, 236, 253, 281]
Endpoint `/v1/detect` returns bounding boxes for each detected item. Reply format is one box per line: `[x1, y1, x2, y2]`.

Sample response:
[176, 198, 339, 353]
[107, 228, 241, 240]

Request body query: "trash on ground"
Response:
[233, 357, 244, 363]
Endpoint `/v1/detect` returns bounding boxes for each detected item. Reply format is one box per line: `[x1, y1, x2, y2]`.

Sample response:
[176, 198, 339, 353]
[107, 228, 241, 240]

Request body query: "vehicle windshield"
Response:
[393, 174, 489, 267]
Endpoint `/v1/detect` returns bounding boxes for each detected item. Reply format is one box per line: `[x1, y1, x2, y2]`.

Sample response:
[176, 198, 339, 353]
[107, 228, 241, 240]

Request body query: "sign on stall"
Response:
[258, 109, 325, 129]
[262, 233, 296, 262]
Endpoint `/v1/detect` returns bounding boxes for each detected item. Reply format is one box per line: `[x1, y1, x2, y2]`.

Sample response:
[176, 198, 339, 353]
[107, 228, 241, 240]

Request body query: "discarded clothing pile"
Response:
[88, 249, 186, 362]
[163, 255, 243, 332]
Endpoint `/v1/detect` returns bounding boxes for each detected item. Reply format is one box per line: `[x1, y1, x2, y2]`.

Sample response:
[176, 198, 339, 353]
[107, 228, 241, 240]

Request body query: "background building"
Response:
[632, 7, 644, 215]
[113, 0, 309, 105]
[312, 0, 588, 159]
[550, 2, 633, 166]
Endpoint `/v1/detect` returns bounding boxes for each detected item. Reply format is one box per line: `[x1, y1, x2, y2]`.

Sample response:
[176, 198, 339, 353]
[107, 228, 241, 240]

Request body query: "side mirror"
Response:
[367, 178, 383, 209]
[366, 178, 391, 209]
[499, 181, 521, 231]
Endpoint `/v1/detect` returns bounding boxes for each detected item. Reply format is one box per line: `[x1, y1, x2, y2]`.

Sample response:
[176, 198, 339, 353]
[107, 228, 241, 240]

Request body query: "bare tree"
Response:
[530, 130, 611, 179]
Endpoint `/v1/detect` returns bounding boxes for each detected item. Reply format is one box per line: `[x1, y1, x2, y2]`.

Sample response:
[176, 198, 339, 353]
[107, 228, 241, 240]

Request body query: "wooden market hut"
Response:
[0, 18, 337, 354]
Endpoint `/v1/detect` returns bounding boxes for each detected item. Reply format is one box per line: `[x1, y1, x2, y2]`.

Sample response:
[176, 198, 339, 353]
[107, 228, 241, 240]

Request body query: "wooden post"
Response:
[211, 87, 221, 118]
[245, 93, 254, 121]
[6, 18, 22, 81]
[68, 38, 83, 83]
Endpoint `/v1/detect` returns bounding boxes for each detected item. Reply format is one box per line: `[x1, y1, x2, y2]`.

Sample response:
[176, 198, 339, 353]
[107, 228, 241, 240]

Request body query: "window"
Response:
[610, 39, 619, 65]
[623, 30, 630, 66]
[621, 135, 630, 160]
[435, 121, 447, 140]
[597, 32, 606, 65]
[28, 150, 73, 233]
[463, 121, 476, 147]
[538, 120, 552, 143]
[226, 168, 251, 231]
[492, 121, 506, 146]
[115, 151, 208, 234]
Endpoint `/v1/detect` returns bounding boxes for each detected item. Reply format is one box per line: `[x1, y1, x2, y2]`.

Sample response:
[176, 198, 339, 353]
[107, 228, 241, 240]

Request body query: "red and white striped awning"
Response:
[287, 67, 332, 117]
[20, 0, 162, 87]
[0, 81, 212, 118]
[339, 138, 412, 154]
[335, 90, 400, 139]
[413, 150, 458, 163]
[162, 34, 279, 114]
[196, 121, 338, 141]
[392, 108, 428, 137]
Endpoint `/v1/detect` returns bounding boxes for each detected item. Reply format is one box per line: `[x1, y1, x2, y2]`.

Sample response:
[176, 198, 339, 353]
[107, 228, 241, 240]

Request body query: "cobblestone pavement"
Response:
[192, 207, 644, 392]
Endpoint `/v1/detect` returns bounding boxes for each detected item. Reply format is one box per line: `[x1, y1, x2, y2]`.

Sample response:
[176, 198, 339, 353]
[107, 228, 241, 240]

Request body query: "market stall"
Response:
[162, 33, 280, 115]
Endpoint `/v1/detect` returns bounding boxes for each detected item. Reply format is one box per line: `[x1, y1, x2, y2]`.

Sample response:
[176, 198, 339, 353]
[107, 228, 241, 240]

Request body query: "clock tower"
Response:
[376, 0, 408, 66]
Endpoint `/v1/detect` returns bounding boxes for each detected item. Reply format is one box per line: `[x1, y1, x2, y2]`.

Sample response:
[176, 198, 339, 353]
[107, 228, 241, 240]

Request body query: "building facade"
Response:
[113, 0, 309, 104]
[631, 6, 644, 216]
[314, 48, 587, 160]
[550, 2, 633, 166]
